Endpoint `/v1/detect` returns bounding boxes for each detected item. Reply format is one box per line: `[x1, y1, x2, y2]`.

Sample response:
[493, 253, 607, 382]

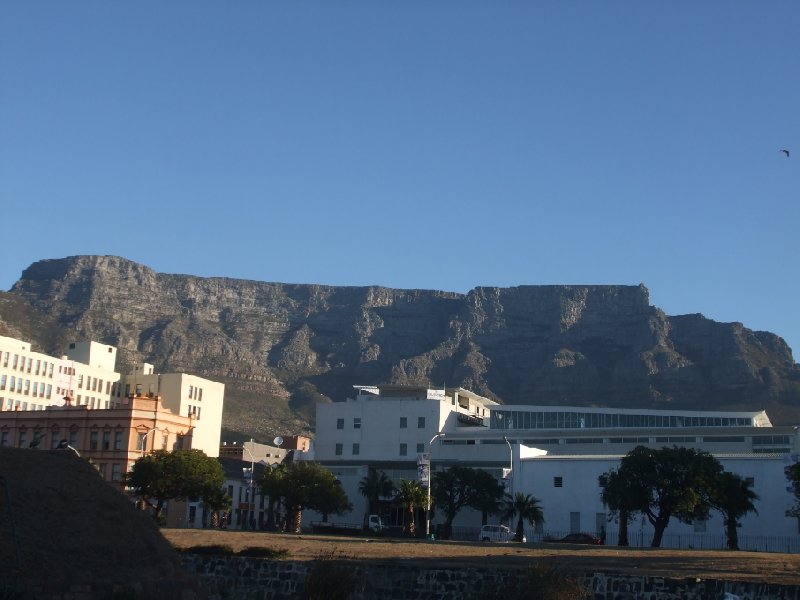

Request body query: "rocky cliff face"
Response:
[6, 255, 800, 438]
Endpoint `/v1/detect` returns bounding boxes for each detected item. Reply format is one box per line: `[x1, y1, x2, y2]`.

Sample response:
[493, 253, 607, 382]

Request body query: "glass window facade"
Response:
[490, 409, 754, 430]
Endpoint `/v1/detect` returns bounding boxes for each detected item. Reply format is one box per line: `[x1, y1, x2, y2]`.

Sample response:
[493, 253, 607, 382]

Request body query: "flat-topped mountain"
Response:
[4, 255, 800, 439]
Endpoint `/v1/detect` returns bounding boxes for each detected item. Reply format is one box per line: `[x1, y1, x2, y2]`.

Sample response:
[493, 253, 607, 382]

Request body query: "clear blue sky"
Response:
[1, 2, 798, 356]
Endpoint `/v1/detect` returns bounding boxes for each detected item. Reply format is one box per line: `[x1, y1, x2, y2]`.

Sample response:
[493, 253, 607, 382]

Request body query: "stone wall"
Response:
[180, 554, 800, 600]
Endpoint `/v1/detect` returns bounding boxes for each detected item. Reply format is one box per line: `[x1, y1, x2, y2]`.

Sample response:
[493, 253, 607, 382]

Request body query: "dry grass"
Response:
[164, 528, 800, 585]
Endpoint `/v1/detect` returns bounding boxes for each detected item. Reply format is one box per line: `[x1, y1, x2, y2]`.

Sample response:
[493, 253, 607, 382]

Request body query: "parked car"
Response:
[558, 532, 603, 545]
[478, 524, 526, 543]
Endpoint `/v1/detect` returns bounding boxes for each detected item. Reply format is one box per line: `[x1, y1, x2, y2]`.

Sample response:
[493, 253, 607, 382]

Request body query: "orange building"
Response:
[0, 395, 194, 490]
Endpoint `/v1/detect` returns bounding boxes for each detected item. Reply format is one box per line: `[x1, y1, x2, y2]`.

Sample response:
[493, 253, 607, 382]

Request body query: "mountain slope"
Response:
[6, 255, 800, 438]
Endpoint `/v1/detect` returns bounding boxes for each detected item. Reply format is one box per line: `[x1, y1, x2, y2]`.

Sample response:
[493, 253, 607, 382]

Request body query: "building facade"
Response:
[0, 394, 194, 491]
[311, 385, 800, 550]
[0, 336, 225, 457]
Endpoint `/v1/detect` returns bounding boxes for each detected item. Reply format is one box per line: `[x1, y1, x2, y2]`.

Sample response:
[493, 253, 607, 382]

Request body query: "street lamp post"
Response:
[242, 439, 256, 530]
[425, 432, 445, 538]
[503, 436, 513, 498]
[140, 428, 158, 454]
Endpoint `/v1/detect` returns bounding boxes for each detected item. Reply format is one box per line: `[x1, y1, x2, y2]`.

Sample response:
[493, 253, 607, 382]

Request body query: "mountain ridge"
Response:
[4, 255, 799, 439]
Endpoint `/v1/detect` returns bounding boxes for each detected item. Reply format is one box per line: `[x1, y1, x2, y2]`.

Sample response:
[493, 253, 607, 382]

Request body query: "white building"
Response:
[122, 365, 225, 457]
[0, 335, 225, 457]
[0, 336, 120, 411]
[312, 385, 800, 550]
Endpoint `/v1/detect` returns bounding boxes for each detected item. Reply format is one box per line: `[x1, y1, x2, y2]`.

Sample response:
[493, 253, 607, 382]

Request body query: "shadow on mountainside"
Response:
[0, 449, 196, 596]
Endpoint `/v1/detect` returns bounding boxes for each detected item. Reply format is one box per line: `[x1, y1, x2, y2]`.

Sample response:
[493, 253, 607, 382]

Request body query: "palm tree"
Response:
[501, 492, 544, 542]
[395, 479, 427, 536]
[709, 472, 758, 550]
[358, 469, 395, 521]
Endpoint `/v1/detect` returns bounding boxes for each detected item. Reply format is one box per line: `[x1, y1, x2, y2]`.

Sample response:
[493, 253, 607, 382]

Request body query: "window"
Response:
[353, 417, 361, 429]
[418, 416, 426, 429]
[102, 431, 111, 450]
[114, 431, 123, 450]
[352, 443, 360, 455]
[400, 443, 408, 456]
[335, 443, 343, 456]
[51, 429, 60, 449]
[416, 443, 424, 454]
[336, 418, 344, 430]
[400, 417, 407, 429]
[1, 431, 8, 447]
[188, 385, 194, 398]
[0, 375, 6, 390]
[554, 476, 563, 488]
[69, 429, 78, 447]
[111, 464, 121, 481]
[90, 431, 98, 450]
[98, 463, 108, 479]
[18, 430, 27, 448]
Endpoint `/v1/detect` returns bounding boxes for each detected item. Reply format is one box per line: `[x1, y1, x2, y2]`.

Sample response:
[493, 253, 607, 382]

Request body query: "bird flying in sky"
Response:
[780, 149, 790, 157]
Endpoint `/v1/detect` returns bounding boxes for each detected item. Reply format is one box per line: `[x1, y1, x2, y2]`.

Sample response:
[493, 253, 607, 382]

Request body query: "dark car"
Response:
[559, 532, 602, 545]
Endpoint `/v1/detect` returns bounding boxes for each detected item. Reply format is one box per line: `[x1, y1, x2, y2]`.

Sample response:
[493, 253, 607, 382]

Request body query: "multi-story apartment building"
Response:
[0, 335, 224, 457]
[311, 384, 800, 551]
[0, 337, 120, 412]
[120, 364, 225, 457]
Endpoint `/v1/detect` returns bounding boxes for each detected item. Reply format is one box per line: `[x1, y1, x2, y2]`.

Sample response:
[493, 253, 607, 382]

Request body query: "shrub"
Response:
[482, 563, 588, 600]
[236, 546, 290, 559]
[302, 550, 363, 600]
[181, 544, 235, 556]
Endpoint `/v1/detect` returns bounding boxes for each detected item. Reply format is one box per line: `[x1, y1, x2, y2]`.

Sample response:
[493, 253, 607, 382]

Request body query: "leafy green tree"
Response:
[709, 471, 758, 550]
[501, 492, 544, 542]
[432, 466, 504, 539]
[395, 479, 427, 536]
[125, 449, 224, 520]
[614, 446, 723, 547]
[786, 462, 800, 517]
[260, 463, 287, 530]
[600, 469, 646, 546]
[281, 462, 352, 533]
[467, 468, 506, 526]
[358, 469, 395, 519]
[203, 486, 232, 528]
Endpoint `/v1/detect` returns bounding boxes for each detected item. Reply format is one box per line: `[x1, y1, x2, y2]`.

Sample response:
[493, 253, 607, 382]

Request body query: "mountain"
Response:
[4, 255, 800, 439]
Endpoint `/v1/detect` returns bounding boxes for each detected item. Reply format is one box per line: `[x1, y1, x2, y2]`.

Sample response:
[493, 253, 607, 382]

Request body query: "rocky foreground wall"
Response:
[181, 555, 800, 600]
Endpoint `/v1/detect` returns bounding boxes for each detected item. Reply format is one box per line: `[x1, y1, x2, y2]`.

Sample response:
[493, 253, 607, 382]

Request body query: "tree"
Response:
[125, 449, 225, 520]
[358, 469, 395, 520]
[395, 479, 427, 536]
[501, 492, 544, 542]
[432, 466, 504, 539]
[260, 463, 287, 530]
[786, 461, 800, 518]
[614, 446, 723, 547]
[600, 469, 646, 546]
[708, 471, 758, 550]
[467, 468, 506, 526]
[280, 461, 352, 533]
[203, 486, 232, 528]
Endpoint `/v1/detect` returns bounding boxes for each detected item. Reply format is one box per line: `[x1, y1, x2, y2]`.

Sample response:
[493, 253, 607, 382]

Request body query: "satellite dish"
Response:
[273, 436, 284, 447]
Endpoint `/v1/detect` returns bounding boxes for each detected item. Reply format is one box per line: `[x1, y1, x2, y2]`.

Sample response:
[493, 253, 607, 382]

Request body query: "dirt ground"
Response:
[163, 528, 800, 585]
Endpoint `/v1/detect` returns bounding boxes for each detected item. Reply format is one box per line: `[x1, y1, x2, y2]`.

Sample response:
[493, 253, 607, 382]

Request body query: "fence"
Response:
[440, 524, 800, 553]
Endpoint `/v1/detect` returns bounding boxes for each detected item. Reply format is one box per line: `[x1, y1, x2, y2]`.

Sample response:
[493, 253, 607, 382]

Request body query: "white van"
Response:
[478, 524, 525, 543]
